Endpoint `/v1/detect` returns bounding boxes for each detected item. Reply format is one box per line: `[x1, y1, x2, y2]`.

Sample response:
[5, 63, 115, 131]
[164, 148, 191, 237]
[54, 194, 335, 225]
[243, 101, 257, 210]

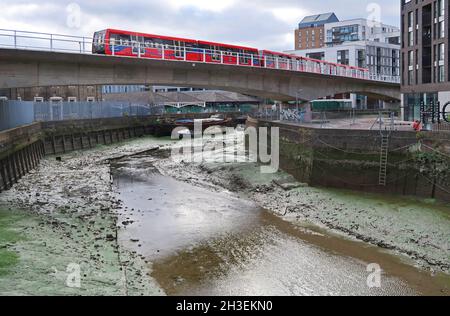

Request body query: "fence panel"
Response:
[0, 101, 34, 131]
[32, 101, 165, 121]
[0, 101, 166, 131]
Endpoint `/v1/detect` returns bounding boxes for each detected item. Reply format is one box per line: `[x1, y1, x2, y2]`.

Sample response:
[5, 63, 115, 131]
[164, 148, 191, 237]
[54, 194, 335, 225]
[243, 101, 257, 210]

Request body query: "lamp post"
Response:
[296, 89, 303, 122]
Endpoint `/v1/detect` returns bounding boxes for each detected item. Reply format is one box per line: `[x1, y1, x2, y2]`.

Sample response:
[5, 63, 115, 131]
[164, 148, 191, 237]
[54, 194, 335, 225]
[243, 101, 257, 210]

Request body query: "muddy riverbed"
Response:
[1, 135, 449, 295]
[113, 150, 450, 296]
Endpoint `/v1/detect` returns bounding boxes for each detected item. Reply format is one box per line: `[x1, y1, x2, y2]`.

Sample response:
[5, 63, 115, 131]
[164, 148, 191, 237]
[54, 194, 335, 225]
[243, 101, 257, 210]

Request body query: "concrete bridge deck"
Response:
[0, 48, 400, 102]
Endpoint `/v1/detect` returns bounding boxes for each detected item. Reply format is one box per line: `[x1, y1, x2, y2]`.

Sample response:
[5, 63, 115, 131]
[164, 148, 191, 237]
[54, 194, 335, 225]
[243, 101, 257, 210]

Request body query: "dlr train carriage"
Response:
[92, 29, 368, 78]
[93, 29, 261, 66]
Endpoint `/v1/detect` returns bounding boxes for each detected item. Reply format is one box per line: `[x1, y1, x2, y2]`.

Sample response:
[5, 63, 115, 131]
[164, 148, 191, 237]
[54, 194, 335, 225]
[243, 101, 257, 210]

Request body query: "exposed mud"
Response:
[0, 132, 449, 296]
[151, 132, 450, 277]
[0, 137, 174, 295]
[113, 149, 449, 296]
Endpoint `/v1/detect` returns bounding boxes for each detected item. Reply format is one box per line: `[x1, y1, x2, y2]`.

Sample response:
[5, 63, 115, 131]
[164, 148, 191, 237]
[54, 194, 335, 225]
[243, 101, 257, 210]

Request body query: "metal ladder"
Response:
[379, 134, 390, 186]
[378, 112, 394, 186]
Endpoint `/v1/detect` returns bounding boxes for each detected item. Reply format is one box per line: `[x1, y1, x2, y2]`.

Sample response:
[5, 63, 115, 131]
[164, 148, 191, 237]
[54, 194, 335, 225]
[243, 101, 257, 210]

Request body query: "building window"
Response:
[439, 20, 445, 38]
[408, 11, 414, 46]
[439, 0, 445, 17]
[439, 43, 445, 62]
[408, 31, 414, 46]
[50, 97, 63, 103]
[337, 50, 349, 65]
[408, 50, 414, 85]
[408, 50, 414, 66]
[438, 43, 445, 82]
[439, 66, 445, 82]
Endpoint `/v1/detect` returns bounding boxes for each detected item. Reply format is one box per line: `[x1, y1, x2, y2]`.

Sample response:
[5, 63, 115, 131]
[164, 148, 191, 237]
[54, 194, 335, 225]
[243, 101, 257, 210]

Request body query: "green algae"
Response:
[0, 209, 25, 276]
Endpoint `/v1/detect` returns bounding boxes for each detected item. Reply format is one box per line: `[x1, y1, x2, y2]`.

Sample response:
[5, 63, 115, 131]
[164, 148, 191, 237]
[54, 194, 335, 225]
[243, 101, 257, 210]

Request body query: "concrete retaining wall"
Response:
[0, 113, 244, 192]
[247, 118, 450, 202]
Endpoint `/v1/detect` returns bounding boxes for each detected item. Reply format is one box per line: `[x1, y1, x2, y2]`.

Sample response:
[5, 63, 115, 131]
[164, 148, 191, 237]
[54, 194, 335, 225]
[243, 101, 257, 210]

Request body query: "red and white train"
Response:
[92, 29, 368, 79]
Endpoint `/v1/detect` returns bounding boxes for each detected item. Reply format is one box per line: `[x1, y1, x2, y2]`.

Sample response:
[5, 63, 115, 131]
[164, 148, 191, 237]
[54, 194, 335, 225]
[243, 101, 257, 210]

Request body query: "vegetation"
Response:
[0, 210, 23, 276]
[412, 145, 450, 198]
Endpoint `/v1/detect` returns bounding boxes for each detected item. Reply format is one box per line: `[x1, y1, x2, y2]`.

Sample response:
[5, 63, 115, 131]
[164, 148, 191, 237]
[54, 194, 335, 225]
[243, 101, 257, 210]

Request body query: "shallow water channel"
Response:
[112, 153, 449, 296]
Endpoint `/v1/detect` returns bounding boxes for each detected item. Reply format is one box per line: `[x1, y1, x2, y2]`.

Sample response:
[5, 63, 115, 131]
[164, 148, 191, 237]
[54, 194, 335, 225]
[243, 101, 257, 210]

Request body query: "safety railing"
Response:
[368, 74, 401, 84]
[0, 29, 400, 83]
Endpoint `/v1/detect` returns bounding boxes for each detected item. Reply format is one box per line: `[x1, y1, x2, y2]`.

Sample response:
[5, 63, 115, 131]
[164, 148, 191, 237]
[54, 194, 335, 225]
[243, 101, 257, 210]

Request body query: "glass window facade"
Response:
[404, 92, 438, 122]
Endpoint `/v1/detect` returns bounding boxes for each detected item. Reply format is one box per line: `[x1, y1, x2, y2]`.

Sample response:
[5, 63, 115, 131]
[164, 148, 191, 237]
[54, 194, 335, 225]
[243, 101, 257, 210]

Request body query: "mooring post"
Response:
[10, 154, 18, 182]
[4, 157, 13, 189]
[24, 146, 32, 172]
[0, 160, 9, 190]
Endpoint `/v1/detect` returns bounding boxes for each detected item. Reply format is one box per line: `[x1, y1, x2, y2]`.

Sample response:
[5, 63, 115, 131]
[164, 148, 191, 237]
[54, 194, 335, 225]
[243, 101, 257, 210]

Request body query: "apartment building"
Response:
[288, 16, 401, 109]
[294, 13, 339, 50]
[401, 0, 450, 121]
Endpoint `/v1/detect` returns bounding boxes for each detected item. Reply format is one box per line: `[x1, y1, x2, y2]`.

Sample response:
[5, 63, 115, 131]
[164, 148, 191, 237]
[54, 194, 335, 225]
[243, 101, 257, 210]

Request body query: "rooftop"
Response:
[298, 12, 339, 29]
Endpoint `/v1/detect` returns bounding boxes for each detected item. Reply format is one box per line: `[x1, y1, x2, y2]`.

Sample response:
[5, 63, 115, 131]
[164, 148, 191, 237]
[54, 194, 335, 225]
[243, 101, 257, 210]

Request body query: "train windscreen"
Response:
[92, 30, 106, 54]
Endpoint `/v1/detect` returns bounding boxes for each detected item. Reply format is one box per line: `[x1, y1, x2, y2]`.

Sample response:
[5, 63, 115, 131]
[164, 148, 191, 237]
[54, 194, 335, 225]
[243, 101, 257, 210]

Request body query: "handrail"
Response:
[0, 28, 400, 83]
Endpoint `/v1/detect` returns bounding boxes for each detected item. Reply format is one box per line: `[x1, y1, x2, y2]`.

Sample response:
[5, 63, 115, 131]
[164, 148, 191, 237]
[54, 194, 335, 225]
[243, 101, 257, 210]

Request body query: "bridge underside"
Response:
[0, 49, 401, 102]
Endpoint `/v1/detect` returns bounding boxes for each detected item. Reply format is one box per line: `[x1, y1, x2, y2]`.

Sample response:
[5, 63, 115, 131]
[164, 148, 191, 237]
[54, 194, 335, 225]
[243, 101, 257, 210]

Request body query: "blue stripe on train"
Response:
[111, 46, 128, 53]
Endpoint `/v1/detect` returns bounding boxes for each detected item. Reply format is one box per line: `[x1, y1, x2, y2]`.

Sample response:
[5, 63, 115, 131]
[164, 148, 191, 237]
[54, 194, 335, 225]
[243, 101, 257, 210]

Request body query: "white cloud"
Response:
[0, 0, 400, 52]
[166, 0, 236, 12]
[272, 7, 310, 25]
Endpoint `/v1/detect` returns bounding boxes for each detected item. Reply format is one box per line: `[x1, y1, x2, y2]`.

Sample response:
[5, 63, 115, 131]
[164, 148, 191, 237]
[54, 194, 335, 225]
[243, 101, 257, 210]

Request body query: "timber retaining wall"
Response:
[0, 113, 243, 193]
[0, 123, 45, 192]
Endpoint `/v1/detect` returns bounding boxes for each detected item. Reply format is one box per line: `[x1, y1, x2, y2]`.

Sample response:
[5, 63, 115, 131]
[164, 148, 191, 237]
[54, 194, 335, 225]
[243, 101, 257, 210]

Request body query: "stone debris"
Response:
[0, 136, 173, 296]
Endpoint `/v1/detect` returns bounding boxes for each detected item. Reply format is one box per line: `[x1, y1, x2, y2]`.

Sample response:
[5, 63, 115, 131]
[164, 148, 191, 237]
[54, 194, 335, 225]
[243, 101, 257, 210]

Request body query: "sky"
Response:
[0, 0, 400, 51]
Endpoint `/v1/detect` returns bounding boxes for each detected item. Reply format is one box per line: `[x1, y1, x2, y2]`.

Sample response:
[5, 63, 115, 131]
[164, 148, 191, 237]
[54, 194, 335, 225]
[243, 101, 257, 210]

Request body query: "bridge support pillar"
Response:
[303, 103, 312, 123]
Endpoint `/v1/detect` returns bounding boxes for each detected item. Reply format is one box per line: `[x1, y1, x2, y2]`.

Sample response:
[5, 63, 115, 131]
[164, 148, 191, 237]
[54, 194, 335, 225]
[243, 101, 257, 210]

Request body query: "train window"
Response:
[212, 46, 221, 61]
[224, 48, 234, 56]
[145, 38, 163, 49]
[174, 41, 185, 58]
[239, 49, 249, 63]
[94, 32, 100, 44]
[145, 39, 153, 48]
[111, 33, 131, 46]
[93, 31, 106, 53]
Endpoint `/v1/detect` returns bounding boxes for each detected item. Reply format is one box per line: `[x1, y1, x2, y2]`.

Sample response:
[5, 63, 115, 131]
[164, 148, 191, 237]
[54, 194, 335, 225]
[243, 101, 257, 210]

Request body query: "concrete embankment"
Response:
[247, 117, 450, 202]
[0, 129, 449, 295]
[0, 137, 174, 295]
[0, 112, 243, 193]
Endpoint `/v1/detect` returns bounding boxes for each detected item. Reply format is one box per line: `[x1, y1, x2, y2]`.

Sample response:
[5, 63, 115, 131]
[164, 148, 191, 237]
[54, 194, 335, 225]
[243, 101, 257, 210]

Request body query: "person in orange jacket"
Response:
[412, 120, 422, 131]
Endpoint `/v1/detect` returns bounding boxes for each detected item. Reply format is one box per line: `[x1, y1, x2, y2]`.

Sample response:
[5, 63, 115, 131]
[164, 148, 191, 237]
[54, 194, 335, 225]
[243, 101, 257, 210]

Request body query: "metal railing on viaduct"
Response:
[0, 29, 400, 84]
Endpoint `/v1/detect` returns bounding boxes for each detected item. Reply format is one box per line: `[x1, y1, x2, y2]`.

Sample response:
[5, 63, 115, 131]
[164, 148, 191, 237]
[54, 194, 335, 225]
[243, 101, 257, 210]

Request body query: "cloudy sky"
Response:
[1, 0, 400, 51]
